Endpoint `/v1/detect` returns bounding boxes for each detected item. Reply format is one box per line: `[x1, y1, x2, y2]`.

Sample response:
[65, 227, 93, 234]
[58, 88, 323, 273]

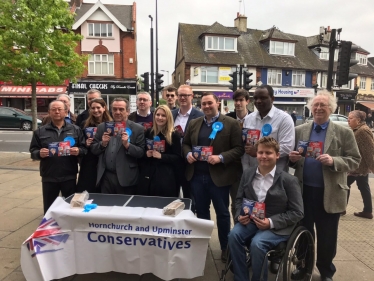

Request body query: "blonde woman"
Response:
[345, 110, 374, 219]
[138, 105, 182, 197]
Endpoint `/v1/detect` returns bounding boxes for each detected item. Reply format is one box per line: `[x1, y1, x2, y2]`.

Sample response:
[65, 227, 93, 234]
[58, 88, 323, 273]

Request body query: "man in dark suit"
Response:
[172, 85, 204, 200]
[91, 97, 145, 195]
[183, 92, 244, 262]
[228, 137, 303, 281]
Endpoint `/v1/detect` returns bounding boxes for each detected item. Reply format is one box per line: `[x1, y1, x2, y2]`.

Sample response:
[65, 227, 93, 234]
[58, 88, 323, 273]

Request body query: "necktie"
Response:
[315, 125, 322, 133]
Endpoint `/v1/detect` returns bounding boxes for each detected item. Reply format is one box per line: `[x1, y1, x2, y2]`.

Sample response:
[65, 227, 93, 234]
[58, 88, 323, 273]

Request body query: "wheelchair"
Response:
[220, 225, 315, 281]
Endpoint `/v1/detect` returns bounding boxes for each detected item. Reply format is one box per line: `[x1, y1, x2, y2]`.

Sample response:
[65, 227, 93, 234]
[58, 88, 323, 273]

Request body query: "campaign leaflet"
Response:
[240, 198, 256, 217]
[146, 138, 165, 152]
[49, 142, 70, 157]
[251, 202, 266, 219]
[246, 129, 261, 145]
[105, 122, 126, 136]
[297, 140, 323, 159]
[139, 122, 153, 130]
[192, 146, 213, 161]
[84, 127, 97, 139]
[174, 125, 184, 137]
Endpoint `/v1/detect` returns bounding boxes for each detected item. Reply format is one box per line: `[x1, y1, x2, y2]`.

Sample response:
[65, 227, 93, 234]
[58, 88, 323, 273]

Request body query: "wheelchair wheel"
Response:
[282, 226, 315, 281]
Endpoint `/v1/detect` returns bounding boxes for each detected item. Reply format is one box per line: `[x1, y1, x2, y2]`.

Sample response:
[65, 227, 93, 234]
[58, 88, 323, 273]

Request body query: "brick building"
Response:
[68, 0, 138, 114]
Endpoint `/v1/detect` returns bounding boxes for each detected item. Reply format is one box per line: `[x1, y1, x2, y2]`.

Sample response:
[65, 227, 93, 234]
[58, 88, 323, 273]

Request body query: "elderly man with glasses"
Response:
[289, 90, 361, 281]
[42, 94, 77, 125]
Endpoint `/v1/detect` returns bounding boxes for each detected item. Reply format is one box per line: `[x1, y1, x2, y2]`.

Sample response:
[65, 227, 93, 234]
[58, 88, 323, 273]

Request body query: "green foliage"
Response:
[159, 98, 167, 105]
[0, 0, 87, 85]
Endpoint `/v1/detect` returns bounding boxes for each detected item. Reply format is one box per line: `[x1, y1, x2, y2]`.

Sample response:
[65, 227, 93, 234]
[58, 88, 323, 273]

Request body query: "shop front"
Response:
[273, 87, 315, 120]
[68, 81, 137, 114]
[0, 85, 67, 116]
[335, 90, 356, 116]
[356, 93, 374, 114]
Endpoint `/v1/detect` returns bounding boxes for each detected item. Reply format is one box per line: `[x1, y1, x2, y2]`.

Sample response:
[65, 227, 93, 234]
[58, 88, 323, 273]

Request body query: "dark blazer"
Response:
[235, 167, 304, 236]
[182, 114, 244, 187]
[291, 121, 360, 213]
[226, 109, 251, 119]
[171, 107, 204, 133]
[90, 120, 145, 187]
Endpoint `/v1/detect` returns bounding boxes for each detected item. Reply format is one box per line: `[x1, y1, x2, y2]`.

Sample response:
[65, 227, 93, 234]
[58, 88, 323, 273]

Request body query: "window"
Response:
[269, 41, 295, 56]
[321, 73, 328, 88]
[319, 47, 339, 61]
[371, 79, 374, 90]
[205, 36, 236, 51]
[292, 71, 305, 86]
[201, 67, 218, 83]
[0, 108, 14, 116]
[356, 53, 367, 65]
[88, 23, 113, 37]
[267, 69, 282, 85]
[88, 54, 114, 75]
[360, 77, 366, 89]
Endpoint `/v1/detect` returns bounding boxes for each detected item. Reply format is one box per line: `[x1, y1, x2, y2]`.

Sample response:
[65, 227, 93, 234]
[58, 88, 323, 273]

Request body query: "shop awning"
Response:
[357, 102, 374, 110]
[0, 85, 66, 98]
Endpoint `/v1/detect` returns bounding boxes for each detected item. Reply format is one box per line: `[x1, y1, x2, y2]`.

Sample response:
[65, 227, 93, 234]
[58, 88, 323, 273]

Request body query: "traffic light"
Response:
[243, 71, 253, 91]
[229, 71, 237, 92]
[336, 41, 359, 86]
[156, 73, 164, 92]
[140, 72, 149, 92]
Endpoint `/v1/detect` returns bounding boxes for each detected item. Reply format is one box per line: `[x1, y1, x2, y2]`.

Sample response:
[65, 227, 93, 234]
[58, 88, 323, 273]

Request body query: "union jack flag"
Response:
[24, 217, 69, 257]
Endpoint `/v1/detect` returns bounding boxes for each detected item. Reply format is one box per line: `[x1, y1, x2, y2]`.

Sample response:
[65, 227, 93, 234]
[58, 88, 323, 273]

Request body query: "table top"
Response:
[65, 193, 192, 210]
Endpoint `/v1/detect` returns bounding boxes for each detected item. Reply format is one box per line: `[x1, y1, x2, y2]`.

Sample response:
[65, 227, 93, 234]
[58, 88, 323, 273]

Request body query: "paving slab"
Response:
[0, 207, 42, 232]
[4, 185, 42, 200]
[333, 260, 374, 281]
[1, 271, 26, 281]
[0, 198, 29, 214]
[0, 230, 12, 240]
[21, 196, 43, 209]
[0, 218, 40, 249]
[0, 174, 28, 185]
[0, 248, 21, 280]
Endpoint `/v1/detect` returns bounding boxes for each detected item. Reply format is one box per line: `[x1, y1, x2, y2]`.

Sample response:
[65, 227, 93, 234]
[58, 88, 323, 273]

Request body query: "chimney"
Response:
[234, 13, 247, 32]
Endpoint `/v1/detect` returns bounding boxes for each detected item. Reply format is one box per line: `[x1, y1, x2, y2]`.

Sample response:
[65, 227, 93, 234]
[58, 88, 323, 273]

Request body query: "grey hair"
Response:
[48, 100, 68, 111]
[56, 94, 71, 102]
[349, 110, 366, 122]
[87, 88, 101, 97]
[111, 97, 130, 111]
[137, 92, 152, 101]
[306, 90, 337, 113]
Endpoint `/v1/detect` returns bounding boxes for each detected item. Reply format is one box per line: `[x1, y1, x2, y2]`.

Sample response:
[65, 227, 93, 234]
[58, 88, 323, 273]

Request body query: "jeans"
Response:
[347, 175, 373, 213]
[228, 223, 289, 281]
[190, 173, 230, 250]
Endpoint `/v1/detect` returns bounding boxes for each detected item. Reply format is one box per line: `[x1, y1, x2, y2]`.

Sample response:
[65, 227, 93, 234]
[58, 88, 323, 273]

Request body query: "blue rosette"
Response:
[125, 128, 132, 143]
[63, 136, 75, 146]
[209, 122, 223, 140]
[153, 136, 160, 141]
[261, 124, 272, 137]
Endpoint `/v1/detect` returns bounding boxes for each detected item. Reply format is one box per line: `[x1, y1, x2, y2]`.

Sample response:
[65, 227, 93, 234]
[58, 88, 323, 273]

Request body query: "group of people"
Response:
[29, 84, 374, 281]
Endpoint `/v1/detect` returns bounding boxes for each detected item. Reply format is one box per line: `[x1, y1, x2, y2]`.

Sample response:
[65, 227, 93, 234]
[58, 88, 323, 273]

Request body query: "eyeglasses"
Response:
[178, 94, 192, 98]
[166, 94, 175, 98]
[50, 108, 65, 112]
[137, 98, 149, 102]
[313, 103, 328, 108]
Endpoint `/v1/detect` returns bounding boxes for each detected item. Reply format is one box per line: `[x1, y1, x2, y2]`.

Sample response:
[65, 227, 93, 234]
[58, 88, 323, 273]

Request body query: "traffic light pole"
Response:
[326, 29, 337, 91]
[149, 16, 155, 103]
[239, 65, 243, 89]
[155, 0, 159, 106]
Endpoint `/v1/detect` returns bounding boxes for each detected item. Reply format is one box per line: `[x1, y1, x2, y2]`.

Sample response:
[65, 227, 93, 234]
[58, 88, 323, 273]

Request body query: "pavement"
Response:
[0, 152, 374, 281]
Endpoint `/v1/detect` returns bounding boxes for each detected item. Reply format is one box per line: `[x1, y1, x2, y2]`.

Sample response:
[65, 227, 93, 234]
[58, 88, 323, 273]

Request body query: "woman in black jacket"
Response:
[76, 98, 112, 193]
[138, 105, 182, 197]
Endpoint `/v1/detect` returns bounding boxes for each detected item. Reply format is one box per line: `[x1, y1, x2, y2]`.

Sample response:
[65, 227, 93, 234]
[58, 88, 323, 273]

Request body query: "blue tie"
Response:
[315, 125, 322, 133]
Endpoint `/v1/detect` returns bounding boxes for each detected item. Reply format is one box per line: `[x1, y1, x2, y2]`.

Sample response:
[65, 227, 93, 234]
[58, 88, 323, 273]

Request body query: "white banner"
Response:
[273, 87, 315, 98]
[21, 198, 214, 281]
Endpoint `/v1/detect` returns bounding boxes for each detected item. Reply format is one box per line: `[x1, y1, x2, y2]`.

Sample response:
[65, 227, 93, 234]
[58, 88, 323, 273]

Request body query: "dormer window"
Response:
[205, 36, 236, 51]
[269, 41, 295, 56]
[319, 47, 339, 61]
[88, 23, 113, 38]
[356, 53, 367, 65]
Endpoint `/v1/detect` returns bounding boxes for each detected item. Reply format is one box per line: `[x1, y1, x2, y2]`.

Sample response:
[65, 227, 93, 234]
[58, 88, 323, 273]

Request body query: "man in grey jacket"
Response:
[228, 137, 303, 281]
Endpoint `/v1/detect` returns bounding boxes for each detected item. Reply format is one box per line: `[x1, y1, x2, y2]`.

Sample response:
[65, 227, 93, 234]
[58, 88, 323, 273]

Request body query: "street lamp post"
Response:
[160, 70, 169, 85]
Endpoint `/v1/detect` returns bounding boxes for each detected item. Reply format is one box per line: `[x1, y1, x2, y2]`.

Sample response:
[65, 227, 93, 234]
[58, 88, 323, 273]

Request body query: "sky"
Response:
[84, 0, 374, 84]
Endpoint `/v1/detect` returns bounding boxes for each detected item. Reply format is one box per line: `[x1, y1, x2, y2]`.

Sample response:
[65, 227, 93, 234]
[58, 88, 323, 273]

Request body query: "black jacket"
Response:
[29, 122, 87, 182]
[226, 109, 251, 119]
[76, 109, 89, 128]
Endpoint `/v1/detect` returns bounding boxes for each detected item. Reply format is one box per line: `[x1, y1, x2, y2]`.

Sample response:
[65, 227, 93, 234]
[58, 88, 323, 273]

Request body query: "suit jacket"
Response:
[182, 114, 244, 187]
[171, 107, 204, 133]
[291, 121, 361, 213]
[235, 167, 304, 236]
[90, 120, 145, 187]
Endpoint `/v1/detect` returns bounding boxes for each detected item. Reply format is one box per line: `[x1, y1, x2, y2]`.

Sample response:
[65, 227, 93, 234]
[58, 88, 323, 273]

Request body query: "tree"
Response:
[0, 0, 87, 130]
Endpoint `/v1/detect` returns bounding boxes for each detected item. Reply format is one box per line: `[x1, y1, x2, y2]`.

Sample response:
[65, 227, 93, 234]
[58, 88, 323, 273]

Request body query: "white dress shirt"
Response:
[242, 106, 295, 171]
[174, 107, 192, 133]
[253, 166, 276, 228]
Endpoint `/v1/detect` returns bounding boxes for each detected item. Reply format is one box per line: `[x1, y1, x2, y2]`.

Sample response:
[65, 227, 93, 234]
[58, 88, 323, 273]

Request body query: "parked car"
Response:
[0, 107, 42, 130]
[305, 114, 349, 127]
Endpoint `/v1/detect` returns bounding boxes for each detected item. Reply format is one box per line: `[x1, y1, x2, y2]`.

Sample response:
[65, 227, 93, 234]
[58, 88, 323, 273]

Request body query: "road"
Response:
[0, 130, 33, 152]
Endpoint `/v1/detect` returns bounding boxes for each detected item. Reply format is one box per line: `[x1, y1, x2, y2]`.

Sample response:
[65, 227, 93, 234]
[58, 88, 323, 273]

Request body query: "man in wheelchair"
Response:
[228, 137, 304, 281]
